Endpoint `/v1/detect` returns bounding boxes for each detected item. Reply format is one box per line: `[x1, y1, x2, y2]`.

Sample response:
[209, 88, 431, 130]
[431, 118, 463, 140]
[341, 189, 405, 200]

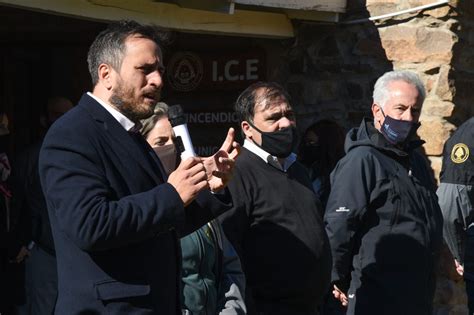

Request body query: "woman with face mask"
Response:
[140, 103, 246, 315]
[298, 120, 345, 211]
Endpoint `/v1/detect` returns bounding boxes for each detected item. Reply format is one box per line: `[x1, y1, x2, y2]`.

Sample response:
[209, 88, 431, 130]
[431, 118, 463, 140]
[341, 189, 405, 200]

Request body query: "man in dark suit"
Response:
[38, 20, 239, 315]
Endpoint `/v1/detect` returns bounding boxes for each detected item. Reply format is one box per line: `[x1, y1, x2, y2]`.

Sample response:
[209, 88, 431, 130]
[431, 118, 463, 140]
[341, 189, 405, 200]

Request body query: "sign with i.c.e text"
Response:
[166, 50, 266, 92]
[165, 48, 266, 156]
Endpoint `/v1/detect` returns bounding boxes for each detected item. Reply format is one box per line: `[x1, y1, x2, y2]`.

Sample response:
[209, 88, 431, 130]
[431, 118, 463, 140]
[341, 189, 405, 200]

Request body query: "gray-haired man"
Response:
[324, 70, 443, 315]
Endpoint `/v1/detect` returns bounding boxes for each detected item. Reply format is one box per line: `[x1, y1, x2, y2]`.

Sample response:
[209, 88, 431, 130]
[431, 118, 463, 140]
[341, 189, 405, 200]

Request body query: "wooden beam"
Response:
[159, 0, 234, 14]
[285, 10, 340, 22]
[233, 0, 346, 13]
[0, 0, 294, 38]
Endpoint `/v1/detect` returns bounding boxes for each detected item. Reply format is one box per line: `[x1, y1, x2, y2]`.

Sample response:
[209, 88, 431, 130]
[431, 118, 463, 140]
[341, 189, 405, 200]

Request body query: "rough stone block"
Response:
[408, 0, 449, 6]
[418, 119, 453, 155]
[422, 99, 455, 118]
[424, 5, 452, 19]
[380, 26, 455, 63]
[366, 0, 399, 4]
[434, 65, 455, 101]
[366, 1, 398, 18]
[429, 156, 442, 182]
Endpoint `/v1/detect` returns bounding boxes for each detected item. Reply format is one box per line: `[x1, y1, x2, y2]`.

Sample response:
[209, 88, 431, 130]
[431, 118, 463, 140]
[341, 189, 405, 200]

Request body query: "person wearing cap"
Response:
[437, 116, 474, 313]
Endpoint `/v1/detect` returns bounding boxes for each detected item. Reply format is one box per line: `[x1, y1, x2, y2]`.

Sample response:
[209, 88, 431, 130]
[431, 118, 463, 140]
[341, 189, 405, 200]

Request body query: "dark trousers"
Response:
[320, 291, 346, 315]
[254, 302, 319, 315]
[465, 279, 474, 315]
[0, 250, 26, 314]
[17, 245, 57, 315]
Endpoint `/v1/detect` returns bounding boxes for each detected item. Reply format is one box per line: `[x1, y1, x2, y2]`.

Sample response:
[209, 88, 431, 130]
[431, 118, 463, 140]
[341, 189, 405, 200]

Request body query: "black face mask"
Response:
[379, 108, 420, 146]
[248, 121, 298, 158]
[300, 144, 322, 164]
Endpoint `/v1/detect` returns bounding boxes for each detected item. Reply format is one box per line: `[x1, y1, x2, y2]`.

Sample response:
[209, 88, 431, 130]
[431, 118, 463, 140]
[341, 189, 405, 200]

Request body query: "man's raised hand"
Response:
[202, 127, 241, 192]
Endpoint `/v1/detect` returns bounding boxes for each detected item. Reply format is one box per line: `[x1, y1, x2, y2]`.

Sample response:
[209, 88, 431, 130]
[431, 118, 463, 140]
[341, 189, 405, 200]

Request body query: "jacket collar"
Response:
[347, 117, 424, 157]
[86, 92, 137, 132]
[78, 93, 166, 182]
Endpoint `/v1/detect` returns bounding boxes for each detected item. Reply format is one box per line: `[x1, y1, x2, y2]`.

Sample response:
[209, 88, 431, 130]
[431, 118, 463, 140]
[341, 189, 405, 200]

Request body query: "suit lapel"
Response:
[78, 94, 165, 184]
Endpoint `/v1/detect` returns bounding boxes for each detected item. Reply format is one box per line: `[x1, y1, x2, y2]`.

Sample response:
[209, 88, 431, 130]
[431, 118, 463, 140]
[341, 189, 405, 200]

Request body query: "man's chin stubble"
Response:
[109, 96, 153, 122]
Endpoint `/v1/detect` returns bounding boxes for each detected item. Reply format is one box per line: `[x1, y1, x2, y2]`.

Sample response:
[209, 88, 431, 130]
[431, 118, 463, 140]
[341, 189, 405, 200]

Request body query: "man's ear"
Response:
[241, 121, 253, 139]
[98, 63, 114, 90]
[372, 103, 384, 128]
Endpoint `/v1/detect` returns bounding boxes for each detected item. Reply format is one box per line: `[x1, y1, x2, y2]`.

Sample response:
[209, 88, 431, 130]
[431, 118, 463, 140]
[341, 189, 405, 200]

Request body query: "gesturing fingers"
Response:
[218, 128, 235, 153]
[228, 141, 241, 160]
[215, 157, 235, 173]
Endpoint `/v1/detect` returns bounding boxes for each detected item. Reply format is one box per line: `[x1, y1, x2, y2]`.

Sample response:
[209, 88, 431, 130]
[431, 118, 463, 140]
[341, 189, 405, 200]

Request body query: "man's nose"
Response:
[403, 109, 414, 122]
[278, 117, 293, 129]
[149, 70, 163, 88]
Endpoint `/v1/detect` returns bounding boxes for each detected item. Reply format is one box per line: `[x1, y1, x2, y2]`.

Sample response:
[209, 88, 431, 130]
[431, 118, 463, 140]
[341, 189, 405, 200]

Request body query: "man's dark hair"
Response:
[234, 81, 291, 124]
[87, 20, 168, 86]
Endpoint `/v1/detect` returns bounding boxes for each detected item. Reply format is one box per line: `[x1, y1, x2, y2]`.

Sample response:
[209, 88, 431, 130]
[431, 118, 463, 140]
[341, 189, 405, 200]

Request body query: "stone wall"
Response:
[272, 0, 474, 177]
[270, 0, 474, 314]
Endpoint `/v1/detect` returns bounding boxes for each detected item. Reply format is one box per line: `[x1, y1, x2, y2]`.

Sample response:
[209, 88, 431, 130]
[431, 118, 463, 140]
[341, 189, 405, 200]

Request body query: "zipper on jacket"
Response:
[390, 173, 401, 227]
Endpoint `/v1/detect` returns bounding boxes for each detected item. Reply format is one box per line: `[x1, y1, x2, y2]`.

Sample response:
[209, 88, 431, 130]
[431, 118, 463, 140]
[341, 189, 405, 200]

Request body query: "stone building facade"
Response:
[270, 1, 473, 314]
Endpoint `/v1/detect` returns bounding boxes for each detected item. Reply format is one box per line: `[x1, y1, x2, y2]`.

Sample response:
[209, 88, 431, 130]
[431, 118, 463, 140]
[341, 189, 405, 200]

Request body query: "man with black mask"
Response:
[219, 81, 332, 315]
[324, 70, 443, 315]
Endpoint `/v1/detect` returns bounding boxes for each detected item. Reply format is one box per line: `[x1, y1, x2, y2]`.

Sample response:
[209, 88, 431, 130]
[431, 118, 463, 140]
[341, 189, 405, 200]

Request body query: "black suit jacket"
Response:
[39, 94, 231, 315]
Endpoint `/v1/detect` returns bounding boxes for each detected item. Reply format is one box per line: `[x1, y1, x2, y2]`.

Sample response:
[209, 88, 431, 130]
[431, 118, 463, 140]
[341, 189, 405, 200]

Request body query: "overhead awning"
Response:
[0, 0, 346, 38]
[158, 0, 346, 14]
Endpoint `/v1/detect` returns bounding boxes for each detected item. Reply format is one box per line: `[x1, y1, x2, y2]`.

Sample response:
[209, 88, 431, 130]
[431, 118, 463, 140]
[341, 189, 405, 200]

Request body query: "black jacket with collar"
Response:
[39, 93, 232, 315]
[324, 118, 443, 315]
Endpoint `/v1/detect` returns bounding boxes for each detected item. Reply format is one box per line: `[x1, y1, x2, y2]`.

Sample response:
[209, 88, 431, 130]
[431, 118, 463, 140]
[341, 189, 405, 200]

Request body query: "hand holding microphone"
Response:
[167, 105, 241, 202]
[168, 105, 196, 160]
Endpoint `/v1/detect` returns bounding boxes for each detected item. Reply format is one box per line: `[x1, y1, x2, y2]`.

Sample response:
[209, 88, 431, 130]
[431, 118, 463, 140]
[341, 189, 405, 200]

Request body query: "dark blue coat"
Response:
[325, 118, 443, 315]
[39, 94, 231, 315]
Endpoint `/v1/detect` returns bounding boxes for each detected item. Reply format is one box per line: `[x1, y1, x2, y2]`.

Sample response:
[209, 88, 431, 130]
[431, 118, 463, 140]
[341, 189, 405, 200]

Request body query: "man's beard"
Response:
[109, 79, 158, 122]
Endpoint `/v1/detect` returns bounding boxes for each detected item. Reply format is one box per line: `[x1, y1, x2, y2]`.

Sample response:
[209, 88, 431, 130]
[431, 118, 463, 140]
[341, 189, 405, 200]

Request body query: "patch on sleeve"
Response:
[451, 143, 470, 164]
[335, 206, 350, 212]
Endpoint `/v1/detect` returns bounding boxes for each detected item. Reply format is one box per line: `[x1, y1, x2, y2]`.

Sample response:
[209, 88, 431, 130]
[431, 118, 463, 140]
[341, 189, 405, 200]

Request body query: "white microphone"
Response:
[168, 105, 196, 160]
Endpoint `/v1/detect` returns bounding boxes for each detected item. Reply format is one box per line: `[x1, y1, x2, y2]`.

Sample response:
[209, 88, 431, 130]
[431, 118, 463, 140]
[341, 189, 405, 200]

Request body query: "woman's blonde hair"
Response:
[140, 102, 169, 138]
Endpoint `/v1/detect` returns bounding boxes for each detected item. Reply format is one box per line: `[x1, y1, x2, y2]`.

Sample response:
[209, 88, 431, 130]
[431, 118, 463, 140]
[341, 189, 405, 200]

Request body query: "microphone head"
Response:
[168, 104, 186, 127]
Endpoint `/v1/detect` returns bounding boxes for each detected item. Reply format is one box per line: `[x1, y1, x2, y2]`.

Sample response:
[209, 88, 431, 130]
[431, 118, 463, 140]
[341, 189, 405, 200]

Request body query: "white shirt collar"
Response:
[243, 139, 297, 172]
[87, 92, 137, 132]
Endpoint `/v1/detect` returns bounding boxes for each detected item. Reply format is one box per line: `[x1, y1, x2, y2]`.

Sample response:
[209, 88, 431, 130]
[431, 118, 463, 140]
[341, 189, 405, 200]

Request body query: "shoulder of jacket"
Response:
[343, 146, 382, 165]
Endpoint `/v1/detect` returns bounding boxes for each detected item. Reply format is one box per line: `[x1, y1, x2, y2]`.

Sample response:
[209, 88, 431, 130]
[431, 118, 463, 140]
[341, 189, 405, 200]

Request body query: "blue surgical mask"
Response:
[379, 108, 420, 146]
